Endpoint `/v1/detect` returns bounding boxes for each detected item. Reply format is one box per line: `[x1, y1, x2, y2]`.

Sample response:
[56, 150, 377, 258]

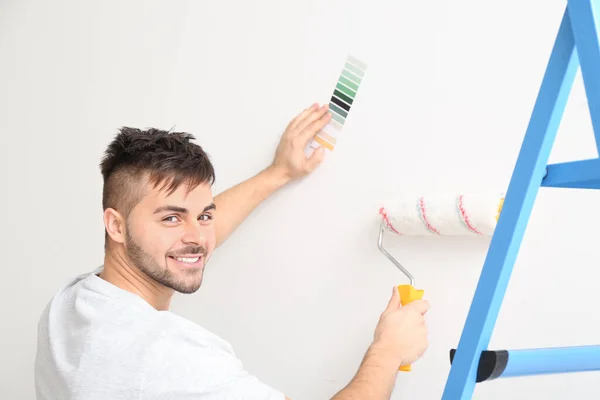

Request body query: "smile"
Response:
[169, 255, 203, 267]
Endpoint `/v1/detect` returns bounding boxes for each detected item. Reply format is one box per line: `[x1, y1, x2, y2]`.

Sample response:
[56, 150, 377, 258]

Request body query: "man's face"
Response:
[123, 179, 216, 294]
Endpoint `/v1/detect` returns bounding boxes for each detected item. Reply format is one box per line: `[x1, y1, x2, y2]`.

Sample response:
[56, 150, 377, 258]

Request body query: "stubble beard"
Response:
[124, 228, 207, 294]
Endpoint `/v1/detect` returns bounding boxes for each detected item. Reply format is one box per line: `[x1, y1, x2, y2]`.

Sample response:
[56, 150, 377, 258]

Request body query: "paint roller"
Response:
[377, 193, 504, 372]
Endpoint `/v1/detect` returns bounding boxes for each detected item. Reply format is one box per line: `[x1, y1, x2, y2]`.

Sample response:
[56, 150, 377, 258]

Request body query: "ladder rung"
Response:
[542, 158, 600, 189]
[449, 345, 600, 382]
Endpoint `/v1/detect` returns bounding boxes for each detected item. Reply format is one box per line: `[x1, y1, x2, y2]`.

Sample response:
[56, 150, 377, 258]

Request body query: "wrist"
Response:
[366, 341, 402, 371]
[261, 164, 292, 188]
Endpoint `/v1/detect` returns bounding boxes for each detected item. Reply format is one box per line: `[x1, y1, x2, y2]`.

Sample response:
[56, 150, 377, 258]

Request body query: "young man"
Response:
[35, 103, 430, 399]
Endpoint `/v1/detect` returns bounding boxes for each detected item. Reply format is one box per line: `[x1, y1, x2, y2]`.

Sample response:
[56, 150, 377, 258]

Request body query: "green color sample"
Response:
[329, 102, 348, 118]
[333, 89, 353, 105]
[341, 68, 362, 85]
[347, 55, 367, 70]
[329, 110, 345, 125]
[345, 62, 364, 77]
[339, 76, 359, 92]
[336, 82, 356, 98]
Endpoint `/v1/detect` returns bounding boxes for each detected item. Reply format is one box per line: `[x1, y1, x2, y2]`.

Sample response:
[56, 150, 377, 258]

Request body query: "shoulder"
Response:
[141, 313, 286, 399]
[144, 312, 242, 375]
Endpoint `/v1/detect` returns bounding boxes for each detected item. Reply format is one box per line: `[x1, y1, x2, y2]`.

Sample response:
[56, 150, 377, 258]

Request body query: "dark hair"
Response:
[100, 127, 216, 219]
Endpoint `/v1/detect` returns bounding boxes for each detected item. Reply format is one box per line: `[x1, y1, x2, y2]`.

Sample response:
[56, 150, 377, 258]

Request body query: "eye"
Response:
[163, 215, 180, 224]
[198, 213, 213, 222]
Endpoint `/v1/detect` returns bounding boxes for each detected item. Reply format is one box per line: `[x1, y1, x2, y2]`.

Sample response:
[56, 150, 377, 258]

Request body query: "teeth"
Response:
[175, 257, 200, 263]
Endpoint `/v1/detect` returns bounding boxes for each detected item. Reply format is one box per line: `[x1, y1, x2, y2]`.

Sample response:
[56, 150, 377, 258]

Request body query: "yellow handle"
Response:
[397, 284, 425, 372]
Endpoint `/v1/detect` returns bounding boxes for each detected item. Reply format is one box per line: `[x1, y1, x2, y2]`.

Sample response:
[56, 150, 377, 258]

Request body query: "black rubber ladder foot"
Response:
[449, 349, 509, 383]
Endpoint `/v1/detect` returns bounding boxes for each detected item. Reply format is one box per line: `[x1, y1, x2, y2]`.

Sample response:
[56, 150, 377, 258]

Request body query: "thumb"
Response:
[385, 286, 401, 313]
[305, 146, 326, 172]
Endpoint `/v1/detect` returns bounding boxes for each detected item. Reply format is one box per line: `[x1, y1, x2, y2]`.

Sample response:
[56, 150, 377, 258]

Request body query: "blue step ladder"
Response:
[441, 1, 600, 399]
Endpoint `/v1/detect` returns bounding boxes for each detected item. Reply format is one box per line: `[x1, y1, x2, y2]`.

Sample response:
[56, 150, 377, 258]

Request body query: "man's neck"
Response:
[100, 248, 174, 311]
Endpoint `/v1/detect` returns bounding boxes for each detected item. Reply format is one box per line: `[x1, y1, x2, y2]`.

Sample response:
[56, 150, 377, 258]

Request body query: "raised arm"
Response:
[213, 103, 330, 247]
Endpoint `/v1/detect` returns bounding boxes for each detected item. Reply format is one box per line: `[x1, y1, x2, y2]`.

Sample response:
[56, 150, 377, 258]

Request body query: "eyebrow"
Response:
[153, 203, 216, 215]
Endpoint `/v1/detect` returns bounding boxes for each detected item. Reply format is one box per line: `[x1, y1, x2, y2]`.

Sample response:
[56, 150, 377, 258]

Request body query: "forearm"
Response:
[213, 166, 290, 247]
[331, 344, 400, 400]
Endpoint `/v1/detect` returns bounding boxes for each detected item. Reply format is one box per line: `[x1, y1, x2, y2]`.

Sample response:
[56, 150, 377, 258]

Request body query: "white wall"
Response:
[2, 0, 600, 398]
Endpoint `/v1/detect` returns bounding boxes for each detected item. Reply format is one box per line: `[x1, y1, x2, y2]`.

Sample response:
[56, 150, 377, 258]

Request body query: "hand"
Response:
[371, 287, 430, 367]
[268, 103, 332, 183]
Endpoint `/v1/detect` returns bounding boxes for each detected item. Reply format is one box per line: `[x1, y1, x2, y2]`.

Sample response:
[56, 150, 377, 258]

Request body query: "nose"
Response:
[181, 222, 207, 246]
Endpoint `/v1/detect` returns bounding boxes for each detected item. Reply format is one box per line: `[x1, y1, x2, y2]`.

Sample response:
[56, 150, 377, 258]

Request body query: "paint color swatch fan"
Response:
[310, 55, 367, 151]
[377, 193, 504, 372]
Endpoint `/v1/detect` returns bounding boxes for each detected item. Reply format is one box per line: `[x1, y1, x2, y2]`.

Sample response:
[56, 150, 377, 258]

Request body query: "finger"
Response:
[407, 299, 430, 315]
[289, 103, 319, 131]
[287, 103, 317, 132]
[384, 286, 401, 313]
[295, 104, 329, 135]
[298, 110, 331, 143]
[304, 146, 326, 173]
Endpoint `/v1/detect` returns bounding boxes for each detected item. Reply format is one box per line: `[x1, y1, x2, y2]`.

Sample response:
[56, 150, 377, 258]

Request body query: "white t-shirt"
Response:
[34, 267, 285, 400]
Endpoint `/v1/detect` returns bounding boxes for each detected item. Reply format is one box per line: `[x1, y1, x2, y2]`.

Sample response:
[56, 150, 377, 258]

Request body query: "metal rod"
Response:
[377, 220, 415, 286]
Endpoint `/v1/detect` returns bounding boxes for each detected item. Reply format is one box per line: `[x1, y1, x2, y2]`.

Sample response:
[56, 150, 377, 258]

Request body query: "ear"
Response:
[104, 208, 126, 245]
